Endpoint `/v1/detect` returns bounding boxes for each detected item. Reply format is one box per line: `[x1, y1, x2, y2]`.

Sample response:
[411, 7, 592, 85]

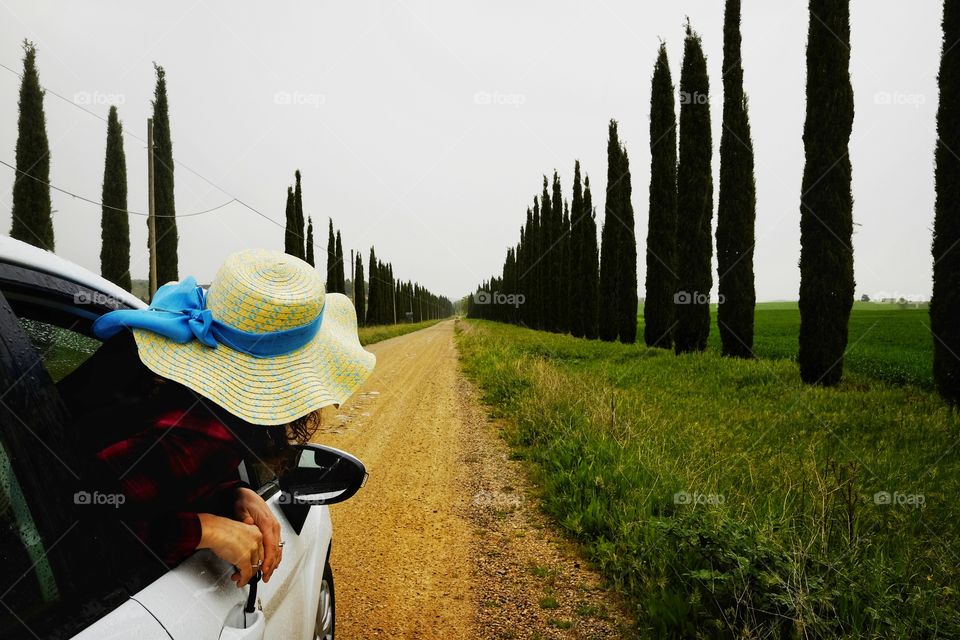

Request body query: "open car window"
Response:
[0, 272, 165, 638]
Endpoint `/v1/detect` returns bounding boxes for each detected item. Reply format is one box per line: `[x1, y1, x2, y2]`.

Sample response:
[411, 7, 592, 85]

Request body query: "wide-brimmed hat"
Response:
[92, 248, 375, 426]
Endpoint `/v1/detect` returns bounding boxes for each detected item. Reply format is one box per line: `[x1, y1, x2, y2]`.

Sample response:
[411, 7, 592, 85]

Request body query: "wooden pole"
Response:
[147, 118, 158, 299]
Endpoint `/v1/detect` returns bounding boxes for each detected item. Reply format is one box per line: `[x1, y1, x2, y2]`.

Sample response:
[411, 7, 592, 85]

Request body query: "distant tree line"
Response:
[284, 208, 453, 325]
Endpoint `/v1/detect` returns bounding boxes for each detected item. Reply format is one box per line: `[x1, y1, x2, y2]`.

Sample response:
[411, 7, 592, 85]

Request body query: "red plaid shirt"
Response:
[93, 407, 245, 566]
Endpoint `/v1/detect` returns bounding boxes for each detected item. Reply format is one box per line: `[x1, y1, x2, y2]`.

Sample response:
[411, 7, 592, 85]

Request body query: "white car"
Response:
[0, 236, 365, 640]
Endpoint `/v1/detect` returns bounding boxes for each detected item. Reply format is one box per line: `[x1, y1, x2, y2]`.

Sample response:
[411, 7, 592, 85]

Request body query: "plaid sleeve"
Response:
[92, 410, 244, 565]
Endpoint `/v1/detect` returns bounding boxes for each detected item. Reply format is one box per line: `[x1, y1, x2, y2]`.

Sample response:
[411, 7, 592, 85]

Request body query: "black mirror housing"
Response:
[278, 444, 367, 506]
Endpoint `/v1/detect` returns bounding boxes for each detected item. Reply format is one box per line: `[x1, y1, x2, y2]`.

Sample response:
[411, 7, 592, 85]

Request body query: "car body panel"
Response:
[65, 599, 172, 640]
[132, 499, 331, 639]
[0, 236, 144, 310]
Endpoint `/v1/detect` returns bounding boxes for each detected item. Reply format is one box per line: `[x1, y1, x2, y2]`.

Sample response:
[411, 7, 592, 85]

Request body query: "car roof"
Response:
[0, 235, 147, 309]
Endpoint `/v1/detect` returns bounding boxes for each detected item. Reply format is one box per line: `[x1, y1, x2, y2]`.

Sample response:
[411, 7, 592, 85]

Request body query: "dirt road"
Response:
[317, 320, 630, 639]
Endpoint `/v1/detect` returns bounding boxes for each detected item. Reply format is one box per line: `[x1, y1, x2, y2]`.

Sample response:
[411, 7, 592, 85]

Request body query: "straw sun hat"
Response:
[93, 248, 376, 426]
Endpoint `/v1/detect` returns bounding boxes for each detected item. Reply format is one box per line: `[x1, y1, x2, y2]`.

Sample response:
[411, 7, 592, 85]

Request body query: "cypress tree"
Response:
[100, 105, 130, 291]
[354, 252, 366, 326]
[551, 171, 564, 332]
[599, 120, 623, 342]
[540, 178, 553, 330]
[366, 247, 379, 326]
[933, 0, 960, 405]
[716, 0, 758, 358]
[675, 24, 714, 354]
[582, 175, 600, 339]
[570, 162, 585, 337]
[798, 0, 855, 386]
[521, 206, 534, 327]
[326, 219, 336, 292]
[532, 197, 543, 329]
[294, 170, 305, 260]
[152, 63, 178, 283]
[305, 216, 315, 266]
[561, 199, 571, 332]
[645, 43, 678, 349]
[284, 186, 297, 256]
[617, 148, 638, 344]
[10, 41, 54, 251]
[335, 230, 345, 293]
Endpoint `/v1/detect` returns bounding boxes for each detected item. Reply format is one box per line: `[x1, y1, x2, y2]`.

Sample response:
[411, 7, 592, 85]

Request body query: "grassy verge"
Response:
[456, 319, 959, 639]
[357, 318, 443, 346]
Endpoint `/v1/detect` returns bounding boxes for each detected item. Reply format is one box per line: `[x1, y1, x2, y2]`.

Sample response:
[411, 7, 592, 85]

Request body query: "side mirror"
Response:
[278, 444, 367, 506]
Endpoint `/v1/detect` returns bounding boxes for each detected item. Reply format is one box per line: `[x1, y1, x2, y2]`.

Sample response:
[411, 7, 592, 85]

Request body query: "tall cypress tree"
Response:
[152, 63, 178, 284]
[551, 172, 564, 332]
[10, 41, 53, 251]
[354, 252, 366, 326]
[326, 219, 336, 292]
[294, 170, 306, 260]
[335, 230, 345, 293]
[645, 43, 678, 349]
[599, 120, 623, 342]
[522, 205, 534, 327]
[540, 178, 553, 330]
[933, 0, 960, 405]
[305, 216, 315, 266]
[675, 24, 714, 354]
[284, 186, 297, 256]
[561, 200, 571, 332]
[798, 0, 854, 386]
[366, 247, 379, 325]
[570, 162, 586, 337]
[716, 0, 758, 358]
[617, 148, 638, 344]
[100, 105, 130, 291]
[583, 176, 600, 339]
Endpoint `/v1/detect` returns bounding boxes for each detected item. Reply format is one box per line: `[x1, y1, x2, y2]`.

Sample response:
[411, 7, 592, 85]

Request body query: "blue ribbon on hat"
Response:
[92, 276, 324, 358]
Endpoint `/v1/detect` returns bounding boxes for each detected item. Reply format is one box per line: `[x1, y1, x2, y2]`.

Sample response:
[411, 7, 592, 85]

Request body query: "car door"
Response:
[0, 284, 171, 639]
[130, 490, 331, 640]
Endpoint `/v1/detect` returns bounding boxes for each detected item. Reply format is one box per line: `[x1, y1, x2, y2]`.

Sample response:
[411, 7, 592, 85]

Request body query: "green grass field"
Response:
[658, 302, 934, 389]
[456, 307, 958, 639]
[357, 319, 442, 346]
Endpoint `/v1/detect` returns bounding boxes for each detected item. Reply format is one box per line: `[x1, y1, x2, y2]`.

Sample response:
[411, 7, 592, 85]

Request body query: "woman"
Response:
[62, 248, 375, 588]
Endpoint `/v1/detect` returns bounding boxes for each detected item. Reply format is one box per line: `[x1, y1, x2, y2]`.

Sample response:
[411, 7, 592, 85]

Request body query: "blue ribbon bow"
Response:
[92, 276, 324, 358]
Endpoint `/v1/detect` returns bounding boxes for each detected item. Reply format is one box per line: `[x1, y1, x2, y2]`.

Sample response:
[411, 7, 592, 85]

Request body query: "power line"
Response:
[0, 159, 236, 217]
[0, 60, 299, 236]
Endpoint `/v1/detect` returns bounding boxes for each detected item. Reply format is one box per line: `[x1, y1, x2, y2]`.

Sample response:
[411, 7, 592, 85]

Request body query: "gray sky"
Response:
[0, 1, 944, 302]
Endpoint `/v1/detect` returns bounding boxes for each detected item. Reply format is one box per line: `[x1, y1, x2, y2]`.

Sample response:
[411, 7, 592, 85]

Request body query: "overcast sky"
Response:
[0, 1, 944, 301]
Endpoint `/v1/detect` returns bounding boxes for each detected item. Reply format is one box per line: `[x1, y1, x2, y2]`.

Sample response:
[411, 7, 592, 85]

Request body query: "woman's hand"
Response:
[197, 513, 264, 587]
[233, 487, 283, 583]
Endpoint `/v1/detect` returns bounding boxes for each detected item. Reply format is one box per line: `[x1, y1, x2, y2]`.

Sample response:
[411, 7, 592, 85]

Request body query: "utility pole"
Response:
[147, 118, 158, 299]
[350, 248, 354, 302]
[392, 279, 397, 325]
